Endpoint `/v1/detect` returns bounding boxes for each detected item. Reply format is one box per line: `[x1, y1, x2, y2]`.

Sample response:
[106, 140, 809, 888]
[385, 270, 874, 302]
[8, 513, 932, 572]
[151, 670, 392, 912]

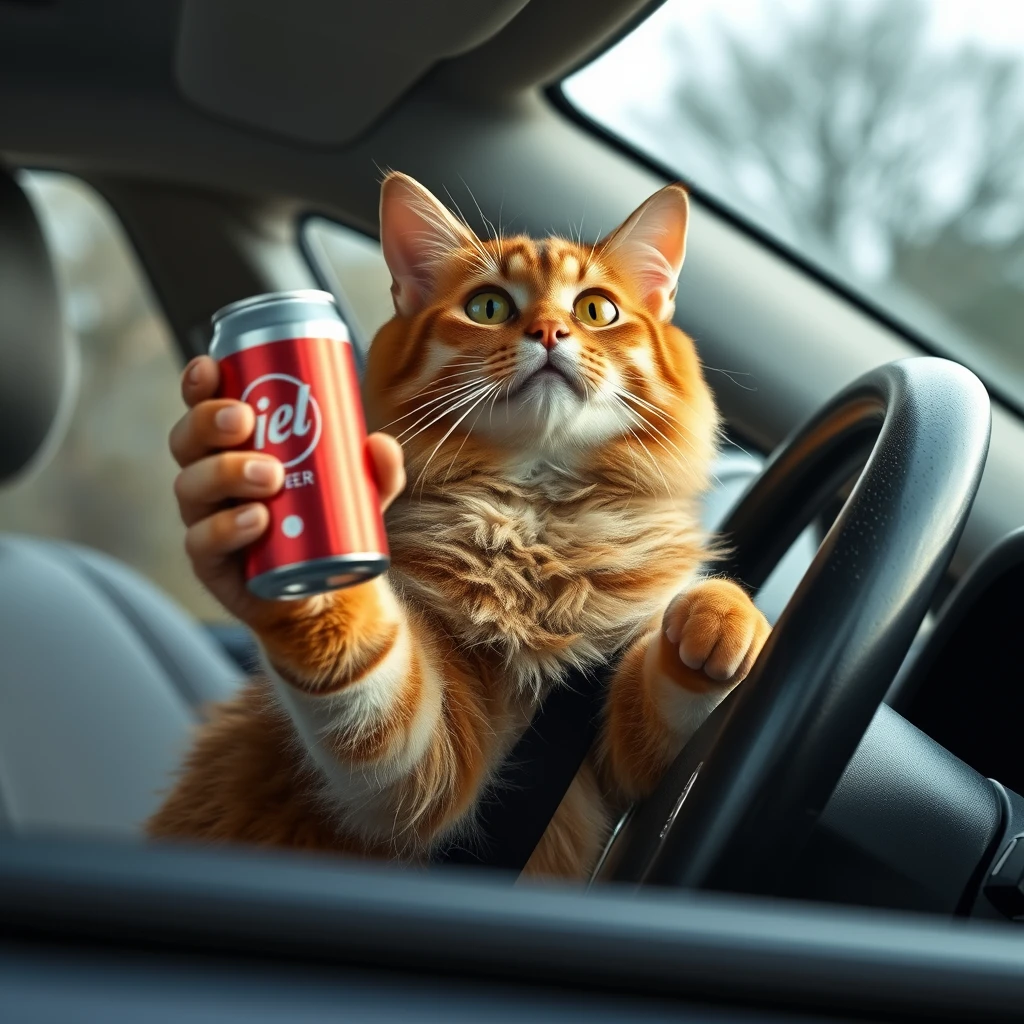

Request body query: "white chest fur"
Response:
[386, 468, 705, 693]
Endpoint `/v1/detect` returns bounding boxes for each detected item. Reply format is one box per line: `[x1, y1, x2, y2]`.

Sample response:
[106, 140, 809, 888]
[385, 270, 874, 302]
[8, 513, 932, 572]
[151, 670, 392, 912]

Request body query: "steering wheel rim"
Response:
[603, 357, 991, 894]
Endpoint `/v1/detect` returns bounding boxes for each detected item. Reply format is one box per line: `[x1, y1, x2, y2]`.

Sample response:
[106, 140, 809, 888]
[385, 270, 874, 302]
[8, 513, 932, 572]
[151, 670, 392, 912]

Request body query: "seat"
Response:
[0, 165, 811, 841]
[0, 168, 244, 838]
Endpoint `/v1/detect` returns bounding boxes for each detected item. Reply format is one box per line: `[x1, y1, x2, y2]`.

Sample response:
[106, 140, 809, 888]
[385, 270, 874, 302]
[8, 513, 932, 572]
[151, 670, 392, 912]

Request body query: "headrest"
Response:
[0, 168, 76, 485]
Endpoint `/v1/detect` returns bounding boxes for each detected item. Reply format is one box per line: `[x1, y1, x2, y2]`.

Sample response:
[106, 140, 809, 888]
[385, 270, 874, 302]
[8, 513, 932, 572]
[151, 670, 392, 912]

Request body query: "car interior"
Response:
[2, 1, 1024, 1020]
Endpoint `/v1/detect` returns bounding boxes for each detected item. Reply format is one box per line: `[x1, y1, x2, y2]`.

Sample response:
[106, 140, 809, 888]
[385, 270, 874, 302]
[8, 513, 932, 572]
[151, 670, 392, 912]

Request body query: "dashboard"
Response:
[3, 837, 1024, 1023]
[893, 527, 1024, 795]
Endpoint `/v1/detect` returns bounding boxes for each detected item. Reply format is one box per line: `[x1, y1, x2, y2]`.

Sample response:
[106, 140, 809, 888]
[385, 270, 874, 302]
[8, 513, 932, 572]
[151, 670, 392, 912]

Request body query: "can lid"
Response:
[211, 290, 338, 325]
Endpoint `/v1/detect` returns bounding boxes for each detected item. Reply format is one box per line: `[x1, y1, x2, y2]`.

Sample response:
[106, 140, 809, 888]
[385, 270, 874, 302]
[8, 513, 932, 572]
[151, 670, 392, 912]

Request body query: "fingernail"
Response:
[186, 359, 203, 385]
[235, 506, 262, 530]
[244, 459, 277, 486]
[215, 406, 245, 433]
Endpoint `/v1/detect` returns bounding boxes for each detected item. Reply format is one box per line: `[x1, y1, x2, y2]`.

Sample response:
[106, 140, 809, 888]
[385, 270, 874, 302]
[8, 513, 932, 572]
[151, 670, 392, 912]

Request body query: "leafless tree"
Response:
[665, 0, 1024, 357]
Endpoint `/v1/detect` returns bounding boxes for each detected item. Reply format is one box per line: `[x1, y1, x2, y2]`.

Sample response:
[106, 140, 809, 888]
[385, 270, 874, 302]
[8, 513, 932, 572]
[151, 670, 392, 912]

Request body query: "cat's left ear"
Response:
[600, 184, 689, 321]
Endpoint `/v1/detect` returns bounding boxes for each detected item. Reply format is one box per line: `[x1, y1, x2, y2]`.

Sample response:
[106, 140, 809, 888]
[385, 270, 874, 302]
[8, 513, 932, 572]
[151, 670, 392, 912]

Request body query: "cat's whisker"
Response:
[415, 383, 499, 497]
[617, 388, 686, 432]
[386, 362, 489, 404]
[578, 366, 598, 403]
[615, 383, 708, 464]
[398, 372, 486, 402]
[383, 378, 489, 433]
[397, 383, 495, 445]
[431, 362, 492, 379]
[406, 195, 496, 276]
[431, 363, 490, 378]
[486, 374, 510, 428]
[615, 372, 682, 418]
[721, 434, 755, 459]
[580, 229, 603, 274]
[398, 382, 496, 447]
[624, 433, 675, 497]
[400, 368, 491, 401]
[623, 410, 692, 468]
[614, 393, 693, 479]
[441, 185, 500, 274]
[496, 194, 506, 263]
[619, 391, 726, 488]
[703, 365, 758, 392]
[615, 370, 693, 426]
[622, 410, 695, 482]
[419, 241, 492, 277]
[389, 380, 489, 440]
[381, 359, 488, 394]
[442, 384, 495, 488]
[615, 388, 693, 461]
[613, 417, 643, 500]
[459, 175, 500, 249]
[614, 400, 671, 494]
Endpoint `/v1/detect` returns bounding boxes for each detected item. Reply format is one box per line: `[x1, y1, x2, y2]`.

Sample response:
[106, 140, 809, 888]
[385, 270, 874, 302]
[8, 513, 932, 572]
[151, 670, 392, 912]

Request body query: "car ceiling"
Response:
[0, 0, 654, 217]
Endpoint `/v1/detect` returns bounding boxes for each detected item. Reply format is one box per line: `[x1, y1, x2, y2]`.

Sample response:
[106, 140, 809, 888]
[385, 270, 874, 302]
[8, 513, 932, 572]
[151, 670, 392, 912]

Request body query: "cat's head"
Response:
[364, 172, 718, 494]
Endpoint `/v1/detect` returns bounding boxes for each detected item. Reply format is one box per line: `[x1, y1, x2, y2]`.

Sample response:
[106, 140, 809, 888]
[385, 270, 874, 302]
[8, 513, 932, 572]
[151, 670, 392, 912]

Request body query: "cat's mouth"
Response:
[517, 362, 587, 399]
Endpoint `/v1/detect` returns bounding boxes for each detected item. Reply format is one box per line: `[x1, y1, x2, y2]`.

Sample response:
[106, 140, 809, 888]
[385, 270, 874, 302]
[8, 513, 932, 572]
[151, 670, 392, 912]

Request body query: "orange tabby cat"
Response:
[150, 172, 770, 879]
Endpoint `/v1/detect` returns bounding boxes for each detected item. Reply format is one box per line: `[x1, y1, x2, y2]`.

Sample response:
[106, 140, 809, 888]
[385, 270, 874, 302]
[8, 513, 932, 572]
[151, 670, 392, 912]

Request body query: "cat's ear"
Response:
[379, 172, 479, 317]
[600, 184, 689, 321]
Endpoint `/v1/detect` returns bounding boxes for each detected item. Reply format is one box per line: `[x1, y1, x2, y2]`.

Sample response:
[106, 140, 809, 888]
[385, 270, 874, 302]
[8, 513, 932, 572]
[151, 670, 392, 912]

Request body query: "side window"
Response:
[302, 217, 394, 360]
[0, 172, 227, 621]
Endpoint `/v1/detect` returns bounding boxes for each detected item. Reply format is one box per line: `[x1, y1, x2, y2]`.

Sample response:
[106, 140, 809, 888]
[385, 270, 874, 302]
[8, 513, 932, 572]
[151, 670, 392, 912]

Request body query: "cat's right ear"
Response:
[379, 172, 478, 317]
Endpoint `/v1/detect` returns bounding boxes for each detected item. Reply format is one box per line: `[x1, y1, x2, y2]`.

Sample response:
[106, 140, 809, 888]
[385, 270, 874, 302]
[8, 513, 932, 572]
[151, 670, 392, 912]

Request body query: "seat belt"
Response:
[432, 657, 617, 875]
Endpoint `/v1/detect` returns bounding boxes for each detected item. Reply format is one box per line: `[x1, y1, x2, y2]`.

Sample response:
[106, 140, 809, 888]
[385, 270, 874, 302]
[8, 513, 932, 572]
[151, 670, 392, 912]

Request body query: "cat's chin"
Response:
[501, 373, 582, 426]
[509, 364, 587, 402]
[474, 384, 626, 454]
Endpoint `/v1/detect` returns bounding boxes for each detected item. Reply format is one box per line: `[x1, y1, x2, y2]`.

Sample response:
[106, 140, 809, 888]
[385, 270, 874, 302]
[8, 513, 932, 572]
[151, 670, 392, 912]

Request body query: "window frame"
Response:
[298, 212, 397, 380]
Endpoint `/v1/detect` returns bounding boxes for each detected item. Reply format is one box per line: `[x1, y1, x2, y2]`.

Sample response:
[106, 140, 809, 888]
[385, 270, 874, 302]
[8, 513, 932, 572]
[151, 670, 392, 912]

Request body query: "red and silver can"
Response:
[209, 289, 389, 600]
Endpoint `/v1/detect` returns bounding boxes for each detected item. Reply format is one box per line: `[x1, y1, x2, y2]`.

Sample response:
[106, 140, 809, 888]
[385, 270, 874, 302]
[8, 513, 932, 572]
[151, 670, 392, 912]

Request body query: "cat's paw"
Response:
[660, 578, 770, 691]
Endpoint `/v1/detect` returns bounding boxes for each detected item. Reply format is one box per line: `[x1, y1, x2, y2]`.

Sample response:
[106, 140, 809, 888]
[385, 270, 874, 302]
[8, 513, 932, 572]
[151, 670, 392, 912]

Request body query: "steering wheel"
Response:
[599, 357, 991, 894]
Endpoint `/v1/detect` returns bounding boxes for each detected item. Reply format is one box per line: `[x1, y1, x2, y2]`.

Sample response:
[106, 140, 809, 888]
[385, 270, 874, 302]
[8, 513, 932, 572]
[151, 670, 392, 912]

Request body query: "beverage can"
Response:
[209, 289, 389, 599]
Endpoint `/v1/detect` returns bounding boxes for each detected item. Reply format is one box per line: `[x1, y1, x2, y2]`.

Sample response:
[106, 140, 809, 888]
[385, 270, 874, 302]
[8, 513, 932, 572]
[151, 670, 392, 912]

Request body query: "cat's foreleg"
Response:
[603, 578, 770, 801]
[256, 578, 488, 853]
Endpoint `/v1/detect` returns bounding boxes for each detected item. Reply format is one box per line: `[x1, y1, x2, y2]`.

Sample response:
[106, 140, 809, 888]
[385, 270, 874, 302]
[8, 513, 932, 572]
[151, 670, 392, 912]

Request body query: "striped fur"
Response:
[148, 174, 770, 879]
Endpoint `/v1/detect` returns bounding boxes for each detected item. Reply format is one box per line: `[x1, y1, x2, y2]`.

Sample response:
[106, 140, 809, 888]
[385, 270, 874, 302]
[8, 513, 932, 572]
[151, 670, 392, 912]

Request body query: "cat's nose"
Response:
[526, 319, 571, 351]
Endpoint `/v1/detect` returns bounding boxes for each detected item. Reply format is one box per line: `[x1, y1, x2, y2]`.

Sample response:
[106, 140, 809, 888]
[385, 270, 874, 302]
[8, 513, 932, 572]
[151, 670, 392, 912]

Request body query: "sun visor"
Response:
[173, 0, 531, 146]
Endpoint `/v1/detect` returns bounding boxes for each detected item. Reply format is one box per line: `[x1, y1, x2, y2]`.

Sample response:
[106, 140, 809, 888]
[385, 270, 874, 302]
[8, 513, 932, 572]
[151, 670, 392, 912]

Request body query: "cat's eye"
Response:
[573, 292, 618, 327]
[465, 290, 513, 325]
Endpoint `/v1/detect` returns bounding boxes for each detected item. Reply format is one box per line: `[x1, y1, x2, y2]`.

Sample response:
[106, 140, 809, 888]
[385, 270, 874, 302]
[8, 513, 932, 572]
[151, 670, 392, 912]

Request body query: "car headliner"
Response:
[0, 0, 655, 229]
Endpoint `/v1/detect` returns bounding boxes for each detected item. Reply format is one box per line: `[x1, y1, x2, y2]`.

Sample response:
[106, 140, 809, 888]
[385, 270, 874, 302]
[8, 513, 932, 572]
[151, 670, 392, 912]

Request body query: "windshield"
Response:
[563, 0, 1024, 405]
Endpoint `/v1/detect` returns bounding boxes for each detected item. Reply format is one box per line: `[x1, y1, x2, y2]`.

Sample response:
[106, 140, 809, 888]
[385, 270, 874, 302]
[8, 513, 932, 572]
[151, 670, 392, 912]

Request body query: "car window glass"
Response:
[302, 217, 394, 361]
[563, 0, 1024, 408]
[0, 171, 228, 622]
